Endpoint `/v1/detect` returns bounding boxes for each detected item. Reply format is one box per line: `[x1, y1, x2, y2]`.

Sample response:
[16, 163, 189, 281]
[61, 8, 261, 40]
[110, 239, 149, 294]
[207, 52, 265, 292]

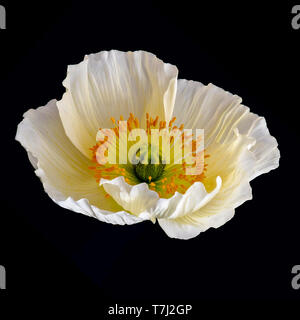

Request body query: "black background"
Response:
[0, 0, 299, 307]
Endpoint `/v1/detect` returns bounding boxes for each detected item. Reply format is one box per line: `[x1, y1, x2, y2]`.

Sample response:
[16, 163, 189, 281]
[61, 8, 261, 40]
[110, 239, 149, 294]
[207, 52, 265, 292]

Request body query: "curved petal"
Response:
[189, 130, 255, 219]
[16, 99, 144, 225]
[173, 80, 280, 179]
[173, 81, 244, 146]
[157, 131, 255, 239]
[158, 208, 234, 240]
[51, 195, 144, 225]
[100, 176, 159, 220]
[235, 115, 280, 180]
[150, 176, 222, 219]
[57, 50, 178, 158]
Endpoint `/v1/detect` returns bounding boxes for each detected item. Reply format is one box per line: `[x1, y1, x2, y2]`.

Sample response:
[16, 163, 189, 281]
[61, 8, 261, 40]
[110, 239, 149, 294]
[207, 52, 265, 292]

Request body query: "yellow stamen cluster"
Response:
[89, 113, 208, 199]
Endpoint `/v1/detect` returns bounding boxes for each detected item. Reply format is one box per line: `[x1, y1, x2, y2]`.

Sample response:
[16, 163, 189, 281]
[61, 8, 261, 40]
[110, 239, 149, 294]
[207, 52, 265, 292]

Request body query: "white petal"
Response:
[158, 208, 234, 240]
[173, 80, 279, 179]
[150, 176, 222, 219]
[27, 151, 38, 169]
[173, 81, 244, 146]
[192, 131, 255, 218]
[16, 100, 144, 225]
[52, 196, 144, 225]
[57, 50, 178, 158]
[157, 139, 248, 239]
[157, 219, 203, 240]
[100, 176, 159, 219]
[235, 115, 280, 179]
[157, 131, 254, 239]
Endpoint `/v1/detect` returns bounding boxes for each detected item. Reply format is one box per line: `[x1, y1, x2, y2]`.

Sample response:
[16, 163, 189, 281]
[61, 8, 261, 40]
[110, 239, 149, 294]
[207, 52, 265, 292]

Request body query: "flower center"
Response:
[89, 113, 209, 198]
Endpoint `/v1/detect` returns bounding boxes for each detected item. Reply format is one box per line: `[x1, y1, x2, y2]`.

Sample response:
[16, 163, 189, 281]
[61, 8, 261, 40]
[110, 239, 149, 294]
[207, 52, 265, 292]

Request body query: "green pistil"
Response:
[134, 162, 166, 183]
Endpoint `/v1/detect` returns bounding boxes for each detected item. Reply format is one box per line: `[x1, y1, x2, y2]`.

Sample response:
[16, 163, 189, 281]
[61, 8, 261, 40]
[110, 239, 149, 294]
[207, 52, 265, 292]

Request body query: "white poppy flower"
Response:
[16, 50, 280, 239]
